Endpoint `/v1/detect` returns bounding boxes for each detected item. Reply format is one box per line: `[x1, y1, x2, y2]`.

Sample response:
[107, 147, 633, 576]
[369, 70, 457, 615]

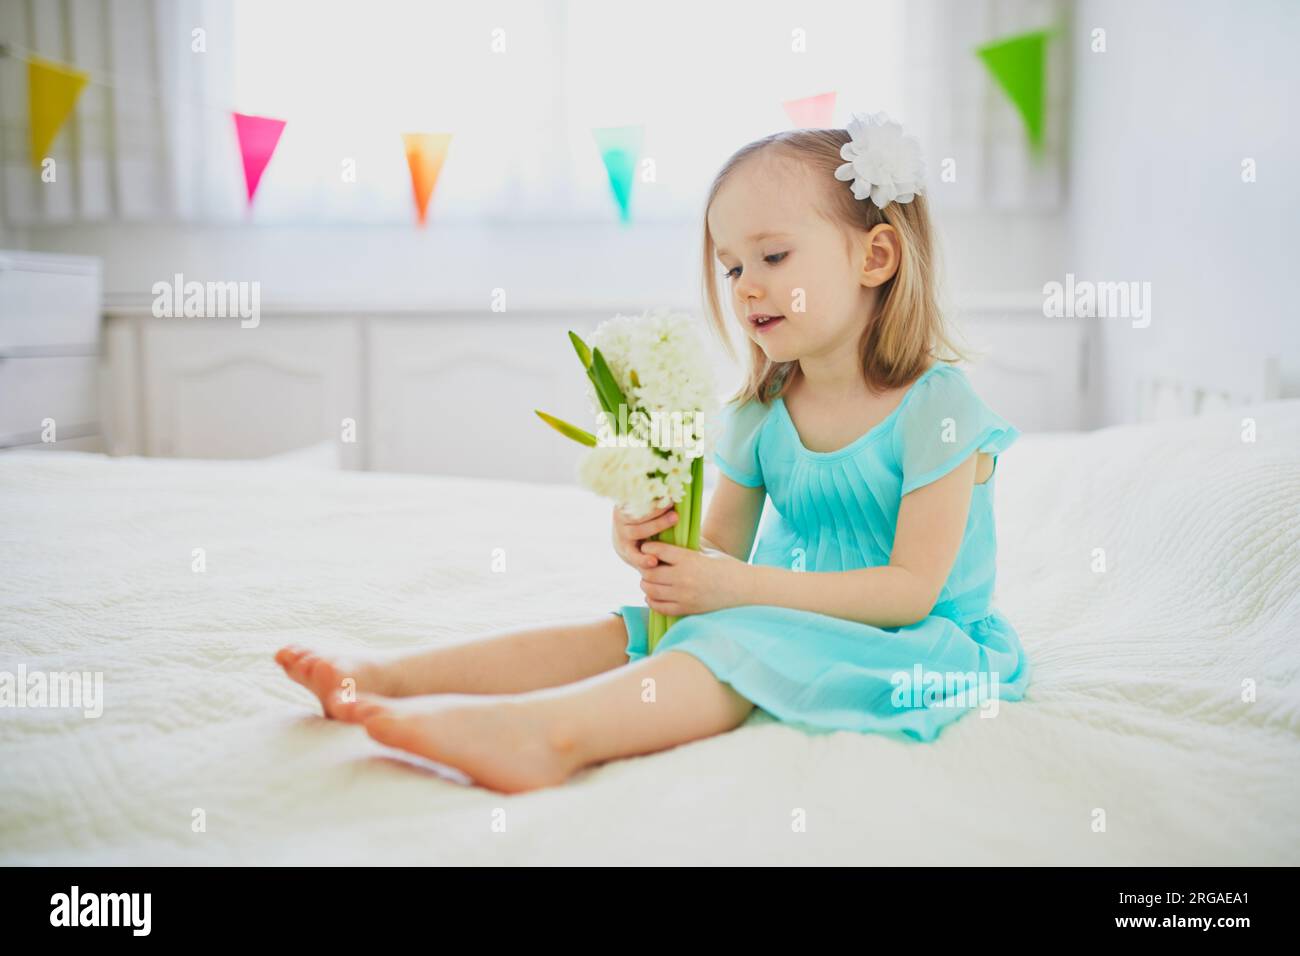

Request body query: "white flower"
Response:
[575, 307, 718, 516]
[589, 308, 717, 425]
[833, 111, 925, 209]
[577, 444, 670, 520]
[585, 307, 717, 460]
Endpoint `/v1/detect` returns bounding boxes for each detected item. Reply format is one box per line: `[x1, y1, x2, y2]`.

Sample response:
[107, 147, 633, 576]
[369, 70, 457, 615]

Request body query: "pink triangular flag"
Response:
[782, 92, 837, 128]
[232, 112, 287, 206]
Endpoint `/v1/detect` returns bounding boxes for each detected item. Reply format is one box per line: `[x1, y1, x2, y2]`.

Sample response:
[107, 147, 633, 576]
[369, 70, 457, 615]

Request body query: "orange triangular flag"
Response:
[402, 133, 452, 226]
[28, 56, 89, 168]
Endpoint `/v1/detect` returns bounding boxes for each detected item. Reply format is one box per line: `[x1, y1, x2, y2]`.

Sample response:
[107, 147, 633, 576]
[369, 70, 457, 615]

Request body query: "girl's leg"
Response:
[275, 613, 632, 717]
[383, 613, 634, 694]
[346, 649, 756, 793]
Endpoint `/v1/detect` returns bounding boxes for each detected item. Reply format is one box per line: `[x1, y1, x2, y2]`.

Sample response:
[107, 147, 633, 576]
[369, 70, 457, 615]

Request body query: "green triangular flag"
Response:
[976, 30, 1049, 151]
[592, 126, 643, 224]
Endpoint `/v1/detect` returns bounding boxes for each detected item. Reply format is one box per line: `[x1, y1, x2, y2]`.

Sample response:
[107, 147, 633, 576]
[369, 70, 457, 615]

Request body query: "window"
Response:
[230, 0, 905, 224]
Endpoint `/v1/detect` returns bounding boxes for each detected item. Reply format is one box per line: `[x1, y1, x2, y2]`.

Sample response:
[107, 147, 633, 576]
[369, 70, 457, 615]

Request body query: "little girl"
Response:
[276, 113, 1030, 793]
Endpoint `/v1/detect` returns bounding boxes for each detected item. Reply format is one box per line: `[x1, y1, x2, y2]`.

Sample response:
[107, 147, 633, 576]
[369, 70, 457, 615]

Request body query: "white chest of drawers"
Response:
[0, 251, 103, 451]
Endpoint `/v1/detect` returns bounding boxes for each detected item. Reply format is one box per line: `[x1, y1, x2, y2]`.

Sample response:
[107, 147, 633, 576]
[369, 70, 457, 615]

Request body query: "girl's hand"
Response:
[611, 501, 679, 571]
[637, 541, 752, 616]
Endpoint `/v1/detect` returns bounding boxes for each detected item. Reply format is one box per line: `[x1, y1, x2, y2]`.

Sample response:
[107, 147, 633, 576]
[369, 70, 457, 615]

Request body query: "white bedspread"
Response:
[2, 402, 1298, 865]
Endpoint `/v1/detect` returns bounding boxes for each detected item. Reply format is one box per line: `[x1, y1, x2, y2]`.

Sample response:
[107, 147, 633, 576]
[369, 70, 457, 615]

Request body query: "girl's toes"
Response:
[309, 658, 344, 695]
[294, 653, 326, 687]
[275, 645, 305, 669]
[276, 646, 391, 721]
[285, 655, 312, 686]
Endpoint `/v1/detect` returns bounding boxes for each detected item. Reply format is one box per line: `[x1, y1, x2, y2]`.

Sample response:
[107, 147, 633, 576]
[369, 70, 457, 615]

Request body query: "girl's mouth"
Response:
[749, 314, 785, 333]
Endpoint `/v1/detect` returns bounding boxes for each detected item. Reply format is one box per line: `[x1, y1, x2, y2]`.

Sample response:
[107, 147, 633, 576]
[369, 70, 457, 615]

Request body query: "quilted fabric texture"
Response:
[1, 401, 1297, 864]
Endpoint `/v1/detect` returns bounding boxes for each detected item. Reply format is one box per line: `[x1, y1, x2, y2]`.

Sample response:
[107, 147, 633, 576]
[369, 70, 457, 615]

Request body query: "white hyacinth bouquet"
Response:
[535, 308, 717, 653]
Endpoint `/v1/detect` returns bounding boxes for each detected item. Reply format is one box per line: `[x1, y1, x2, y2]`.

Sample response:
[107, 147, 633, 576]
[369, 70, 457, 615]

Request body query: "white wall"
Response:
[1069, 0, 1300, 425]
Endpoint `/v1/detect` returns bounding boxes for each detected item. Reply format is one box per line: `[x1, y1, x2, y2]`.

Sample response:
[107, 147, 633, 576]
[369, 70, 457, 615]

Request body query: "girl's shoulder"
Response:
[892, 362, 989, 432]
[890, 363, 1021, 495]
[710, 394, 777, 488]
[719, 393, 777, 431]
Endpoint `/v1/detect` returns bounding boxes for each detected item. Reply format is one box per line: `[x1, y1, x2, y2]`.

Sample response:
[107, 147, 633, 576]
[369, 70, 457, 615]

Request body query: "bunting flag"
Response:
[976, 30, 1049, 151]
[401, 132, 452, 226]
[232, 112, 287, 206]
[27, 56, 89, 168]
[13, 46, 687, 227]
[592, 125, 642, 224]
[782, 91, 837, 129]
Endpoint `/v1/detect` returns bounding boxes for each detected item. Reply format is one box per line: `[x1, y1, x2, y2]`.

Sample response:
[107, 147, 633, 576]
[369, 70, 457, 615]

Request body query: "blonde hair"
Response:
[700, 128, 973, 406]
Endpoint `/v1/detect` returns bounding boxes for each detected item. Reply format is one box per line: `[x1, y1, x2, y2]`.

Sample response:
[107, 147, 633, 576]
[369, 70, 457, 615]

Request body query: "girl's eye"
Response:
[722, 252, 788, 281]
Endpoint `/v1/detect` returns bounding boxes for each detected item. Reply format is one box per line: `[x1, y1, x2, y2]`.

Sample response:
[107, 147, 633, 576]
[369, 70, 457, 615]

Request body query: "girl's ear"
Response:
[858, 223, 901, 288]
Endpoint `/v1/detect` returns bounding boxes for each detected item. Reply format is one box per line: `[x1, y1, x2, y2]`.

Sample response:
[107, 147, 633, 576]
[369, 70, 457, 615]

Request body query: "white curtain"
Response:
[0, 0, 238, 224]
[902, 0, 1067, 211]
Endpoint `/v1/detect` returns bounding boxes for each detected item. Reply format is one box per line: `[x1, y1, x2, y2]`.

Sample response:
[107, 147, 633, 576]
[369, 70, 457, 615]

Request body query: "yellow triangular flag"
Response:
[28, 56, 89, 168]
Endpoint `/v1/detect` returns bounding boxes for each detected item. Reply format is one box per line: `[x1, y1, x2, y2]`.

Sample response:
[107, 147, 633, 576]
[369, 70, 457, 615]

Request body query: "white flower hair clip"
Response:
[833, 111, 926, 209]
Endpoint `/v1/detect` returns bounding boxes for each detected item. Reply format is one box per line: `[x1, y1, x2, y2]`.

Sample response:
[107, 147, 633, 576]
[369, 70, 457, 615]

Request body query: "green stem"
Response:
[688, 455, 704, 549]
[648, 512, 677, 653]
[648, 463, 706, 653]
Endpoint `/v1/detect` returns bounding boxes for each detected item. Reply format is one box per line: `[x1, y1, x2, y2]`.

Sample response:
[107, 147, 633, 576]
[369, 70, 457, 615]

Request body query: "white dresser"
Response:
[0, 251, 104, 452]
[97, 300, 1090, 481]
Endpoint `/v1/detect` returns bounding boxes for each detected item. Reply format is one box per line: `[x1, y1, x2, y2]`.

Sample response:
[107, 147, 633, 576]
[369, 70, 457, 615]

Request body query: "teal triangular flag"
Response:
[592, 126, 643, 223]
[976, 30, 1049, 150]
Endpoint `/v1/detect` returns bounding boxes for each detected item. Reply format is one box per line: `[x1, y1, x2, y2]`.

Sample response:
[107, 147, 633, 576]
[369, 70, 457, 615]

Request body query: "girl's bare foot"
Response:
[274, 645, 398, 719]
[344, 692, 582, 794]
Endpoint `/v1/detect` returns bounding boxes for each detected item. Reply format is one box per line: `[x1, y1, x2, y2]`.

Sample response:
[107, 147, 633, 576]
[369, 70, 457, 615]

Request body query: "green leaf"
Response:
[534, 409, 598, 447]
[585, 367, 612, 415]
[585, 368, 622, 446]
[568, 331, 593, 370]
[590, 348, 631, 434]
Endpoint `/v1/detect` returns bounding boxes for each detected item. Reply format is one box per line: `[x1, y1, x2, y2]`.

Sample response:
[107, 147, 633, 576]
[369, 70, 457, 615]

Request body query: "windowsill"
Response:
[27, 216, 1060, 320]
[99, 298, 690, 318]
[101, 291, 1049, 319]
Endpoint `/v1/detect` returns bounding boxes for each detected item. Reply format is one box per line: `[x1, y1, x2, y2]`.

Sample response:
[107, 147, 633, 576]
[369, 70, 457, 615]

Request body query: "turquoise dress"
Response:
[612, 361, 1031, 742]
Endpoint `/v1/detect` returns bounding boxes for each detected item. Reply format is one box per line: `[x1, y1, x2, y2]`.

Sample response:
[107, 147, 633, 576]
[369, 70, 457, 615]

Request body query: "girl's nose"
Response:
[734, 273, 764, 301]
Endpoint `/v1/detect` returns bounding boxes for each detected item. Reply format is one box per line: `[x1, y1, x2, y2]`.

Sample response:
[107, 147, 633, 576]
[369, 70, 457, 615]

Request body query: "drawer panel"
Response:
[0, 355, 100, 445]
[141, 316, 361, 464]
[0, 253, 102, 351]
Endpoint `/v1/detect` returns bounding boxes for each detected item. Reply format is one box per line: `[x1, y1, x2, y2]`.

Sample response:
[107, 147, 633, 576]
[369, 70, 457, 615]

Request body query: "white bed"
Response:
[2, 400, 1298, 865]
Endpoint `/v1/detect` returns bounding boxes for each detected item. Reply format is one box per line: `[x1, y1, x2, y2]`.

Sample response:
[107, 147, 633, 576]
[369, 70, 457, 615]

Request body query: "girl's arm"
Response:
[742, 453, 980, 628]
[701, 473, 765, 563]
